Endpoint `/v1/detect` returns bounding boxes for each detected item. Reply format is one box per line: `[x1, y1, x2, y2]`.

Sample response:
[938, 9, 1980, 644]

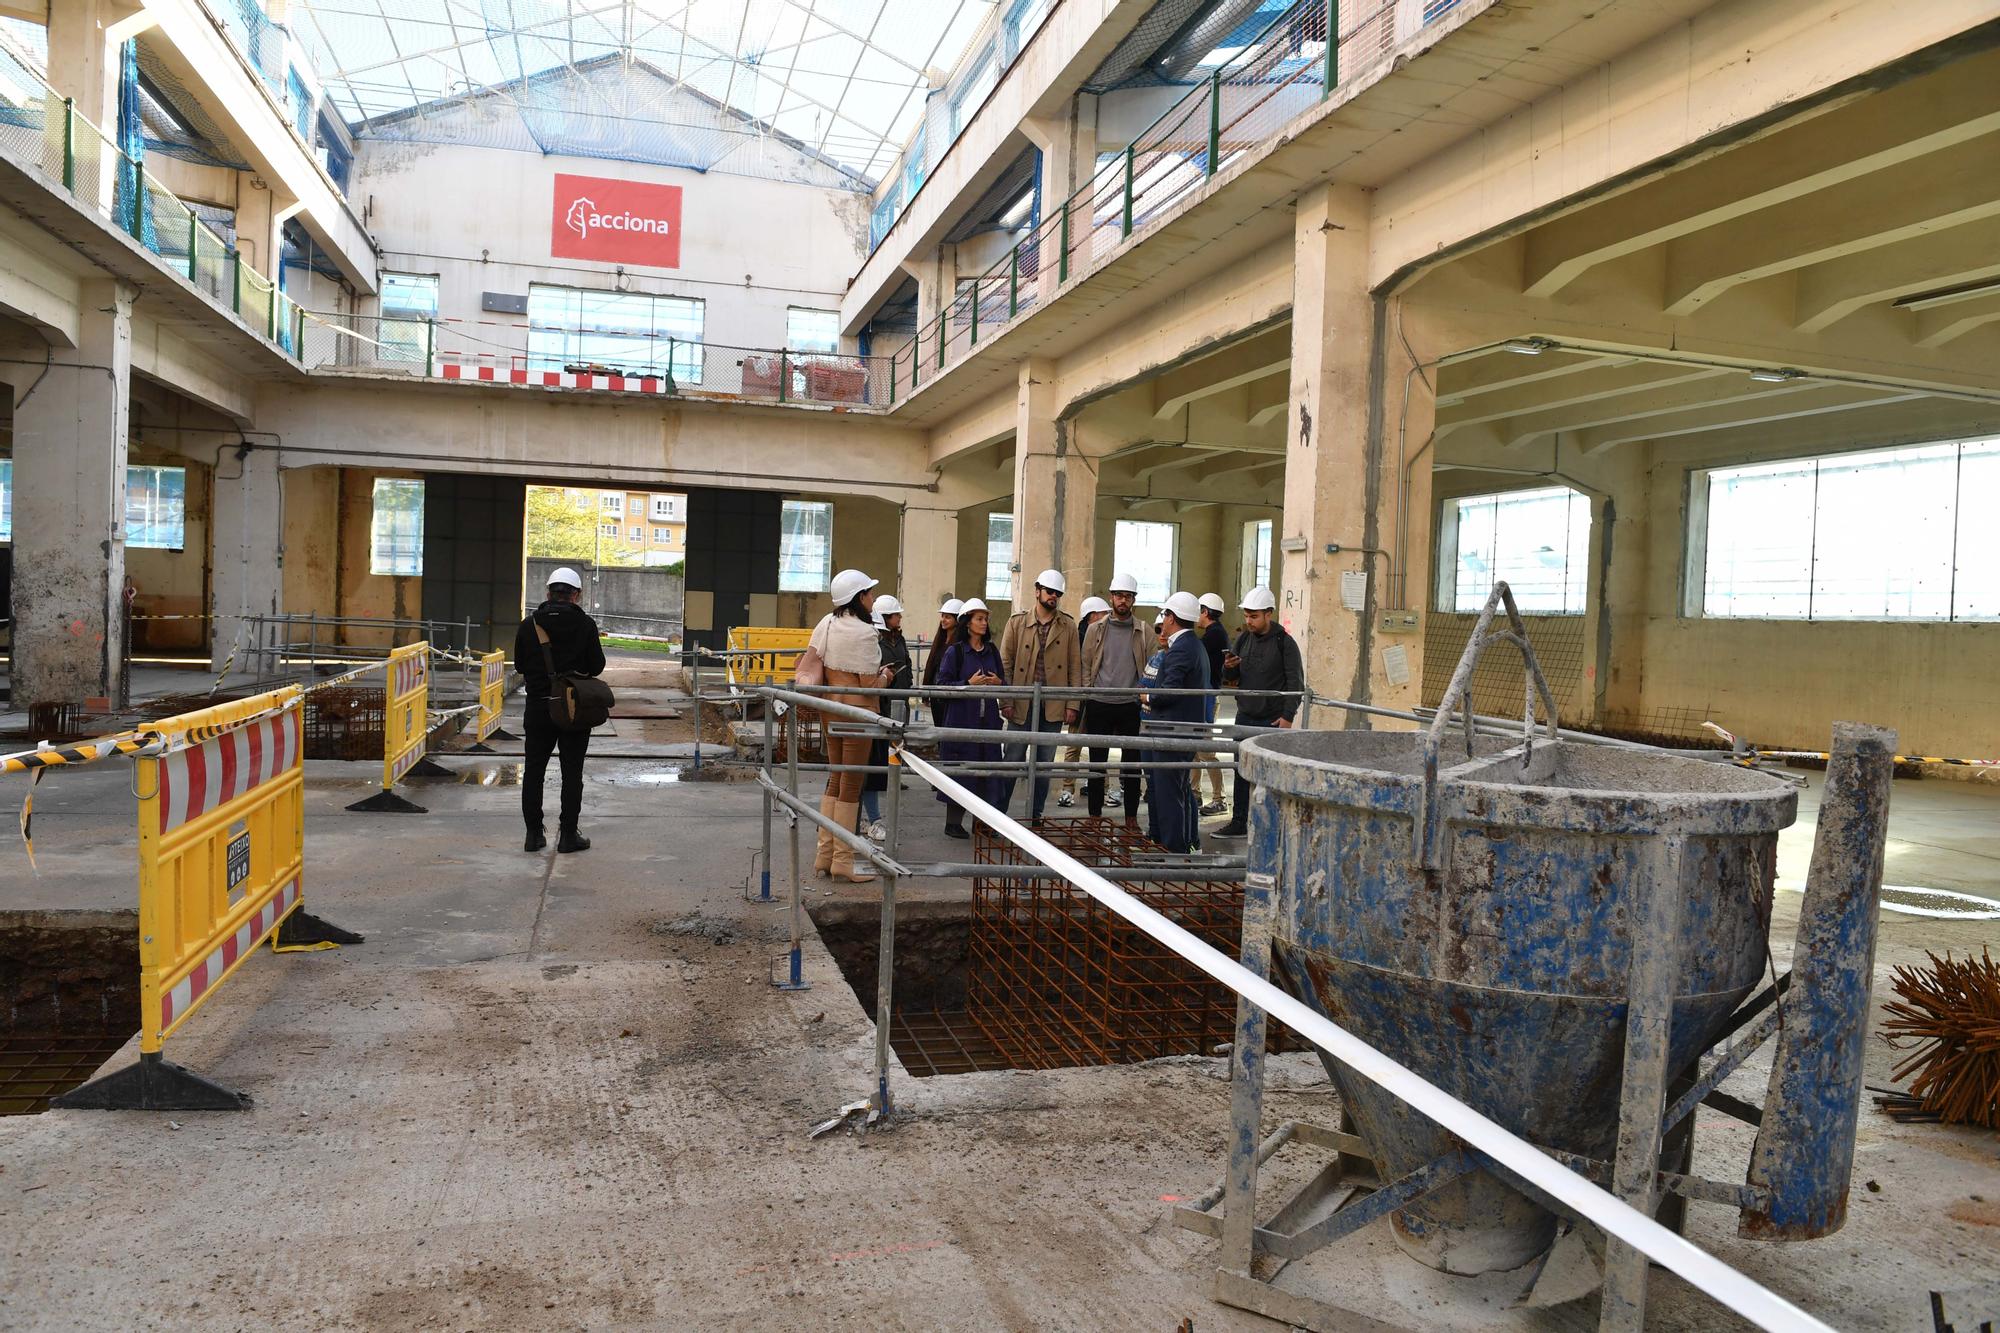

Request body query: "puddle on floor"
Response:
[454, 764, 525, 787]
[593, 767, 685, 787]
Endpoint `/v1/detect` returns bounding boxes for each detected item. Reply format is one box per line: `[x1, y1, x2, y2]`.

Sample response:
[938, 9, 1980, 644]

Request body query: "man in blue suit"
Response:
[1146, 591, 1210, 853]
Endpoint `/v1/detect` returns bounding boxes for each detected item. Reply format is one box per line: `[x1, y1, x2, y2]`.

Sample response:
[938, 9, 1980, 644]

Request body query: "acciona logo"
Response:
[564, 196, 673, 241]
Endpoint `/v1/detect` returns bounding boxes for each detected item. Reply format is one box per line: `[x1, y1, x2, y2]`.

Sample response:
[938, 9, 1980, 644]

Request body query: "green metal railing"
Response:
[0, 37, 312, 359]
[885, 0, 1380, 400]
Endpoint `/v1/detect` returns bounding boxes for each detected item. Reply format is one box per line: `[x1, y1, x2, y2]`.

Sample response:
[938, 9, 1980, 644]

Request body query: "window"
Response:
[526, 284, 703, 382]
[369, 478, 424, 576]
[599, 522, 619, 537]
[652, 527, 673, 544]
[779, 500, 833, 593]
[786, 308, 840, 354]
[1241, 519, 1273, 592]
[1688, 438, 2000, 621]
[601, 494, 622, 513]
[985, 513, 1014, 599]
[378, 272, 437, 367]
[650, 494, 683, 520]
[0, 463, 185, 548]
[1435, 486, 1590, 615]
[628, 525, 643, 541]
[126, 466, 188, 549]
[1440, 486, 1592, 614]
[950, 53, 996, 136]
[1113, 520, 1178, 605]
[573, 493, 591, 510]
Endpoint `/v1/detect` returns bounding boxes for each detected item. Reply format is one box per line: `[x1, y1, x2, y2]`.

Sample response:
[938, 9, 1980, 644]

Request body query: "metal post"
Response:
[1026, 679, 1043, 813]
[936, 311, 945, 369]
[1122, 144, 1135, 237]
[1221, 792, 1280, 1273]
[186, 208, 198, 281]
[267, 288, 278, 342]
[911, 331, 920, 389]
[758, 706, 775, 902]
[1207, 71, 1222, 175]
[969, 277, 979, 345]
[1058, 200, 1070, 282]
[424, 318, 436, 375]
[1008, 246, 1019, 319]
[889, 349, 897, 405]
[1322, 0, 1337, 97]
[783, 706, 808, 990]
[61, 98, 74, 192]
[127, 159, 143, 238]
[230, 248, 242, 315]
[874, 743, 900, 1116]
[778, 348, 789, 403]
[691, 655, 703, 772]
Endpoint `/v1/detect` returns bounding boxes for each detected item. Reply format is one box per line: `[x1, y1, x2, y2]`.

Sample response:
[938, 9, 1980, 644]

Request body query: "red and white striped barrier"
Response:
[439, 363, 678, 395]
[158, 706, 301, 835]
[159, 877, 300, 1032]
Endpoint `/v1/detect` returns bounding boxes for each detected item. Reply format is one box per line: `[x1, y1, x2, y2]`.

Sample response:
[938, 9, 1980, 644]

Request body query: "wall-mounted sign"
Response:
[551, 173, 682, 268]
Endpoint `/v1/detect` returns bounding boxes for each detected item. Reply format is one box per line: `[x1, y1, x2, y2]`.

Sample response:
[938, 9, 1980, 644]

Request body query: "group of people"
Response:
[809, 564, 1304, 861]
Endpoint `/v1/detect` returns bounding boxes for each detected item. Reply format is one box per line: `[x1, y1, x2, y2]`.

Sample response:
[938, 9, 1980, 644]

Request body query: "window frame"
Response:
[1240, 518, 1273, 593]
[984, 512, 1015, 600]
[1112, 519, 1180, 606]
[125, 464, 189, 551]
[1434, 484, 1592, 617]
[778, 499, 834, 594]
[368, 477, 425, 577]
[785, 307, 840, 354]
[1683, 436, 1999, 623]
[526, 283, 704, 382]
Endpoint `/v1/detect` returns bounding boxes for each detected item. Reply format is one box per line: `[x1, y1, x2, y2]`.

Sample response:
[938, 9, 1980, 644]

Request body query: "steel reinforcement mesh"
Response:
[966, 818, 1288, 1068]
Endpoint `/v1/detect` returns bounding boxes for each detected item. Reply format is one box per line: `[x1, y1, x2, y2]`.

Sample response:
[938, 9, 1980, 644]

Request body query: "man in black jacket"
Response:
[513, 567, 606, 853]
[1213, 585, 1302, 839]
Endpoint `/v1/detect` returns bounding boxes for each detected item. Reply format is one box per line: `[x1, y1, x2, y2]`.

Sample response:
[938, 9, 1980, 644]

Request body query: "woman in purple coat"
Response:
[932, 598, 1005, 839]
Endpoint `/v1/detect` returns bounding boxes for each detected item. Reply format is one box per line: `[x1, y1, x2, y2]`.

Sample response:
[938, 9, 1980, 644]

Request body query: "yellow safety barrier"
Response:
[55, 687, 361, 1110]
[476, 650, 506, 743]
[347, 642, 444, 813]
[725, 626, 814, 689]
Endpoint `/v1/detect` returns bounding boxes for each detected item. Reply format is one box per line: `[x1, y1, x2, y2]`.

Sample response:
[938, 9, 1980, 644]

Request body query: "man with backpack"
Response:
[514, 566, 608, 854]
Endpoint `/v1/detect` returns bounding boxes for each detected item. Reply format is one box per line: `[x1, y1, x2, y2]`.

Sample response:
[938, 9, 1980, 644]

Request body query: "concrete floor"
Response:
[0, 658, 1996, 1330]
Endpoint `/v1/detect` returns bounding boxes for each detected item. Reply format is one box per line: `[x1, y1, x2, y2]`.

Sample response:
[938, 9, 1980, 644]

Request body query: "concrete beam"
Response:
[1245, 373, 1288, 428]
[1521, 48, 2000, 300]
[1572, 385, 1930, 454]
[1794, 215, 2000, 333]
[1500, 374, 1825, 450]
[1436, 363, 1728, 438]
[1663, 132, 2000, 316]
[1913, 290, 2000, 348]
[1149, 332, 1290, 419]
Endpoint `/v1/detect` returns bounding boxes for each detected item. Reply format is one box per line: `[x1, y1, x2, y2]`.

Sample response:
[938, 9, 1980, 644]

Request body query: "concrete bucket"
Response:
[1237, 727, 1799, 1274]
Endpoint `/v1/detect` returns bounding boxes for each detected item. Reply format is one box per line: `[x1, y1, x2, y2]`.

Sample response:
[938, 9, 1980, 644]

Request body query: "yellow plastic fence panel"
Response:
[476, 651, 506, 741]
[725, 627, 814, 689]
[381, 642, 431, 789]
[137, 686, 305, 1053]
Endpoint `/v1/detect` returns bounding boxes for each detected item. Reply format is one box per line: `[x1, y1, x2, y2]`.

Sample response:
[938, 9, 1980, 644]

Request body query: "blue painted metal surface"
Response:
[1239, 728, 1797, 1276]
[1741, 722, 1895, 1240]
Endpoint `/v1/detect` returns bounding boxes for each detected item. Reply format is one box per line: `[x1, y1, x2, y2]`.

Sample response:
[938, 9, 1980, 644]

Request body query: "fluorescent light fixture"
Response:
[1501, 337, 1557, 356]
[1747, 367, 1806, 383]
[1893, 278, 2000, 312]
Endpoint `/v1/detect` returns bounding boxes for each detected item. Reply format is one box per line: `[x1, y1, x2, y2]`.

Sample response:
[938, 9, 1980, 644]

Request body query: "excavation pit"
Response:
[0, 911, 139, 1115]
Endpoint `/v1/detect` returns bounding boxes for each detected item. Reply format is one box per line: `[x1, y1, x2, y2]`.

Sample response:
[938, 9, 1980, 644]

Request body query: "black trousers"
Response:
[1231, 718, 1279, 828]
[1081, 699, 1143, 818]
[523, 699, 591, 832]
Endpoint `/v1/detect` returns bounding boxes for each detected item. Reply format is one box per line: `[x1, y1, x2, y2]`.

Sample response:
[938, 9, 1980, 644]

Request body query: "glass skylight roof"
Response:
[291, 0, 993, 184]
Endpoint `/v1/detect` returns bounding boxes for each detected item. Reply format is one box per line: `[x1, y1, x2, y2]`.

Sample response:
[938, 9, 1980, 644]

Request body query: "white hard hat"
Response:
[1198, 592, 1226, 614]
[959, 598, 989, 615]
[871, 611, 887, 629]
[1034, 569, 1067, 594]
[1107, 571, 1139, 594]
[1078, 596, 1111, 618]
[547, 566, 583, 590]
[1240, 585, 1277, 611]
[829, 568, 878, 605]
[939, 597, 964, 617]
[875, 594, 903, 617]
[1163, 591, 1201, 624]
[1151, 609, 1165, 627]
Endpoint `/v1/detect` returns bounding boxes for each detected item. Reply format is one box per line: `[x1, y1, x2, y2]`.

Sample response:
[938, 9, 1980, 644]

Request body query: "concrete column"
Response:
[1024, 98, 1099, 303]
[43, 0, 143, 207]
[8, 279, 134, 711]
[900, 245, 961, 356]
[210, 446, 285, 675]
[1010, 359, 1097, 603]
[1280, 183, 1420, 715]
[233, 174, 277, 278]
[896, 503, 960, 618]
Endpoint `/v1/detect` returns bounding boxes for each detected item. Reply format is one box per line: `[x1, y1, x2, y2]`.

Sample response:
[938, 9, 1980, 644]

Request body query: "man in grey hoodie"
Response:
[1212, 585, 1302, 839]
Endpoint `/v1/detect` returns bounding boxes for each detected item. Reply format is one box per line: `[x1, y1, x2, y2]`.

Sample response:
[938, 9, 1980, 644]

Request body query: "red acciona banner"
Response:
[551, 173, 682, 268]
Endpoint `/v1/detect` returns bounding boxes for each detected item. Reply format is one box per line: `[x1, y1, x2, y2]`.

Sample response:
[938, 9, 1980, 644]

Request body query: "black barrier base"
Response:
[405, 757, 455, 779]
[487, 728, 519, 741]
[278, 910, 365, 947]
[54, 1051, 251, 1111]
[462, 742, 498, 754]
[346, 789, 428, 814]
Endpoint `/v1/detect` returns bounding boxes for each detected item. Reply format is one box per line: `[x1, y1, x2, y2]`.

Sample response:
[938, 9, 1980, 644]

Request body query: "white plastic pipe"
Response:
[898, 747, 1835, 1333]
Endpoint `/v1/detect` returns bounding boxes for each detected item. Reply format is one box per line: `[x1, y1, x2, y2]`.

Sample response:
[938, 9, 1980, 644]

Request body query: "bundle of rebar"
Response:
[302, 686, 388, 760]
[1882, 948, 2000, 1129]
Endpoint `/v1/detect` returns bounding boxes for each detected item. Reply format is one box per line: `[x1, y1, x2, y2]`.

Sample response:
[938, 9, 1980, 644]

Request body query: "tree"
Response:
[524, 486, 599, 560]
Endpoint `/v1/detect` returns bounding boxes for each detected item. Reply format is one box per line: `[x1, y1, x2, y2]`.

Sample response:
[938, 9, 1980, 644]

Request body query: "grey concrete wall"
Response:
[527, 559, 683, 640]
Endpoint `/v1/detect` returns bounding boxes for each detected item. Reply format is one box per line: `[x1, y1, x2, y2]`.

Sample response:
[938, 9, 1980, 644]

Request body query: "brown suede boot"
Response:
[830, 801, 877, 882]
[813, 792, 838, 873]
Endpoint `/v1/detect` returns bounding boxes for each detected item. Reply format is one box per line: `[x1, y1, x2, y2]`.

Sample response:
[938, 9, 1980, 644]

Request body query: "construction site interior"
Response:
[1, 0, 1998, 1329]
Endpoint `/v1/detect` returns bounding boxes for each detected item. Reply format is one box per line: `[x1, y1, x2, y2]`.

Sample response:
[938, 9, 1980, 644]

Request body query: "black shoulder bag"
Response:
[535, 618, 615, 731]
